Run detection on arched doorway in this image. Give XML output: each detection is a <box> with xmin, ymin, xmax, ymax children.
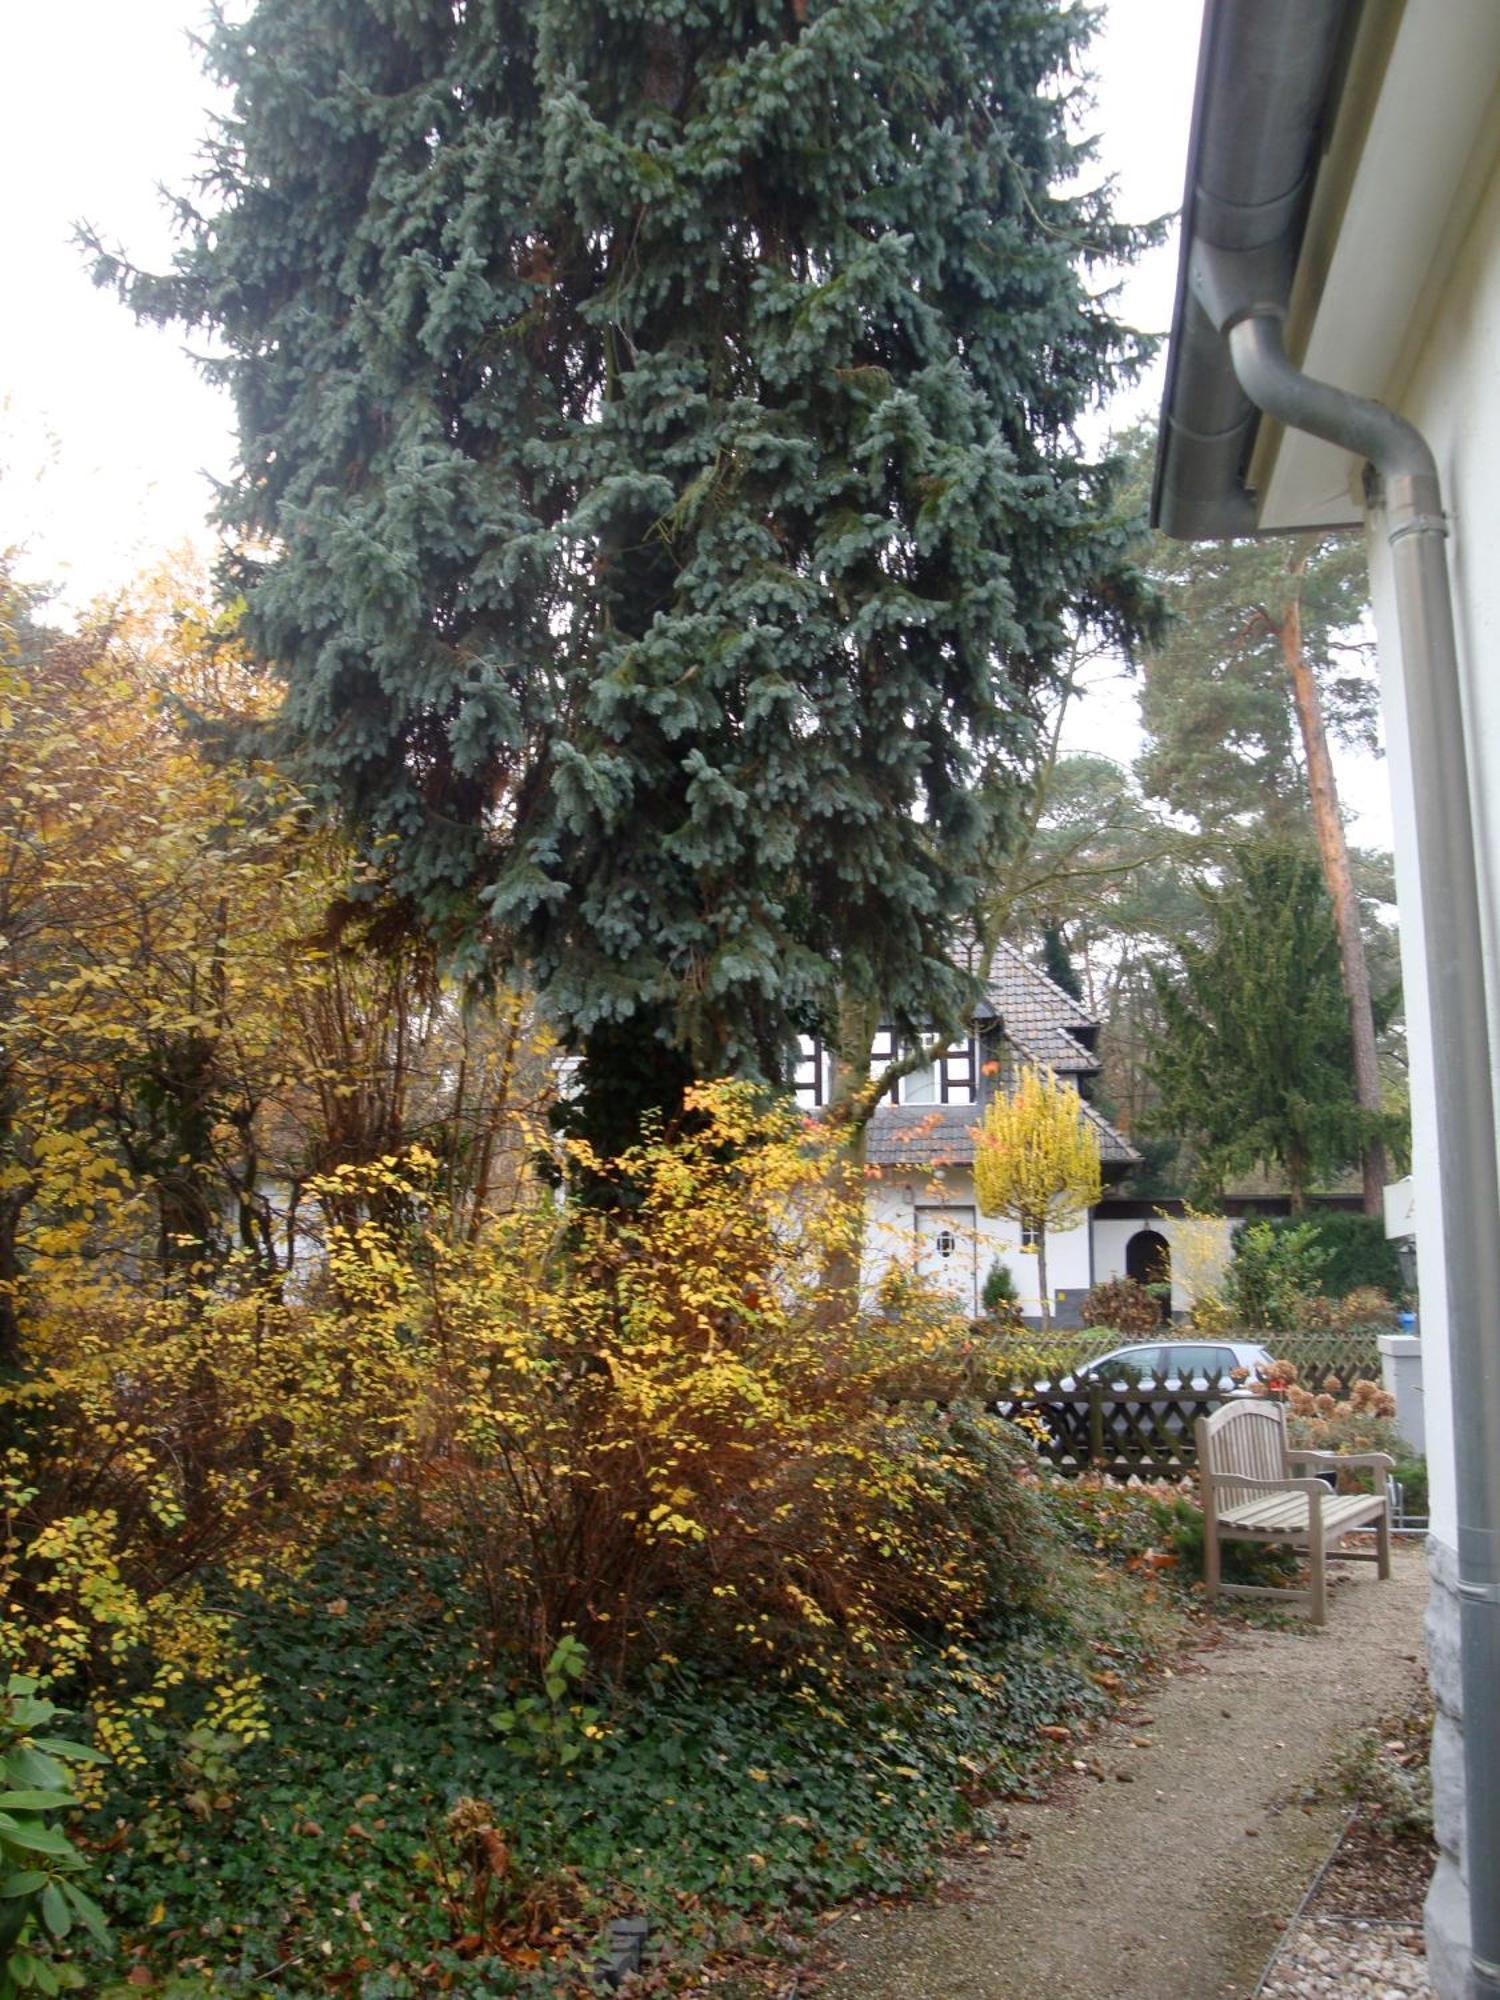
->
<box><xmin>1125</xmin><ymin>1228</ymin><xmax>1171</xmax><ymax>1321</ymax></box>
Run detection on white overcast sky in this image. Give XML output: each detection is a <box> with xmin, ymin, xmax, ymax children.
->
<box><xmin>0</xmin><ymin>0</ymin><xmax>1393</xmax><ymax>843</ymax></box>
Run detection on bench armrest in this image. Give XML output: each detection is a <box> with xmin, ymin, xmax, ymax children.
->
<box><xmin>1287</xmin><ymin>1449</ymin><xmax>1396</xmax><ymax>1475</ymax></box>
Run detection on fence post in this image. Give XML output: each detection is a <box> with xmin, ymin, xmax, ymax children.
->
<box><xmin>1088</xmin><ymin>1379</ymin><xmax>1105</xmax><ymax>1469</ymax></box>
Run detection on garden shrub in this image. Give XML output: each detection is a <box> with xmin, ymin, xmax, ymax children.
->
<box><xmin>405</xmin><ymin>1085</ymin><xmax>1051</xmax><ymax>1675</ymax></box>
<box><xmin>1333</xmin><ymin>1283</ymin><xmax>1400</xmax><ymax>1328</ymax></box>
<box><xmin>0</xmin><ymin>1277</ymin><xmax>379</xmax><ymax>1764</ymax></box>
<box><xmin>1048</xmin><ymin>1480</ymin><xmax>1297</xmax><ymax>1592</ymax></box>
<box><xmin>980</xmin><ymin>1259</ymin><xmax>1023</xmax><ymax>1327</ymax></box>
<box><xmin>5</xmin><ymin>1084</ymin><xmax>1057</xmax><ymax>1770</ymax></box>
<box><xmin>1227</xmin><ymin>1214</ymin><xmax>1402</xmax><ymax>1330</ymax></box>
<box><xmin>7</xmin><ymin>1082</ymin><xmax>1157</xmax><ymax>1995</ymax></box>
<box><xmin>1079</xmin><ymin>1275</ymin><xmax>1161</xmax><ymax>1336</ymax></box>
<box><xmin>1152</xmin><ymin>1495</ymin><xmax>1300</xmax><ymax>1590</ymax></box>
<box><xmin>1169</xmin><ymin>1204</ymin><xmax>1237</xmax><ymax>1332</ymax></box>
<box><xmin>892</xmin><ymin>1406</ymin><xmax>1057</xmax><ymax>1622</ymax></box>
<box><xmin>1281</xmin><ymin>1376</ymin><xmax>1404</xmax><ymax>1475</ymax></box>
<box><xmin>1292</xmin><ymin>1213</ymin><xmax>1405</xmax><ymax>1298</ymax></box>
<box><xmin>1225</xmin><ymin>1219</ymin><xmax>1328</xmax><ymax>1330</ymax></box>
<box><xmin>1392</xmin><ymin>1456</ymin><xmax>1428</xmax><ymax>1519</ymax></box>
<box><xmin>988</xmin><ymin>1330</ymin><xmax>1103</xmax><ymax>1391</ymax></box>
<box><xmin>1289</xmin><ymin>1284</ymin><xmax>1396</xmax><ymax>1345</ymax></box>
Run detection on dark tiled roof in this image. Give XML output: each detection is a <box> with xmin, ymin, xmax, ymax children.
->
<box><xmin>866</xmin><ymin>938</ymin><xmax>1139</xmax><ymax>1171</ymax></box>
<box><xmin>983</xmin><ymin>938</ymin><xmax>1096</xmax><ymax>1073</ymax></box>
<box><xmin>865</xmin><ymin>1098</ymin><xmax>1139</xmax><ymax>1170</ymax></box>
<box><xmin>1079</xmin><ymin>1097</ymin><xmax>1143</xmax><ymax>1169</ymax></box>
<box><xmin>866</xmin><ymin>1105</ymin><xmax>987</xmax><ymax>1167</ymax></box>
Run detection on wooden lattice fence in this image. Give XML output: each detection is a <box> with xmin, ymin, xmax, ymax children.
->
<box><xmin>1258</xmin><ymin>1331</ymin><xmax>1386</xmax><ymax>1395</ymax></box>
<box><xmin>995</xmin><ymin>1376</ymin><xmax>1232</xmax><ymax>1480</ymax></box>
<box><xmin>985</xmin><ymin>1327</ymin><xmax>1396</xmax><ymax>1480</ymax></box>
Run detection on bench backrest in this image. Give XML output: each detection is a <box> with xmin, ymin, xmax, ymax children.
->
<box><xmin>1197</xmin><ymin>1398</ymin><xmax>1290</xmax><ymax>1503</ymax></box>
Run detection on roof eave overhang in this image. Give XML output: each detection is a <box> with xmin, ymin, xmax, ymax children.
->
<box><xmin>1151</xmin><ymin>0</ymin><xmax>1366</xmax><ymax>541</ymax></box>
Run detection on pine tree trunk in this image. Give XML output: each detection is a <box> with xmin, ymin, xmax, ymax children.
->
<box><xmin>1279</xmin><ymin>563</ymin><xmax>1388</xmax><ymax>1216</ymax></box>
<box><xmin>1286</xmin><ymin>1135</ymin><xmax>1309</xmax><ymax>1215</ymax></box>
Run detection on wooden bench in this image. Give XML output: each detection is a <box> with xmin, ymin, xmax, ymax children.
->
<box><xmin>1194</xmin><ymin>1399</ymin><xmax>1393</xmax><ymax>1624</ymax></box>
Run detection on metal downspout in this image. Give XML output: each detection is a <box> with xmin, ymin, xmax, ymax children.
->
<box><xmin>1202</xmin><ymin>298</ymin><xmax>1500</xmax><ymax>2000</ymax></box>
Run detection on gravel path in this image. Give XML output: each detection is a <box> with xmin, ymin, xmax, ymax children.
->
<box><xmin>1258</xmin><ymin>1913</ymin><xmax>1431</xmax><ymax>1997</ymax></box>
<box><xmin>815</xmin><ymin>1543</ymin><xmax>1428</xmax><ymax>2000</ymax></box>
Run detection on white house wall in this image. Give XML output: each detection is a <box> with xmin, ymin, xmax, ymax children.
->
<box><xmin>1300</xmin><ymin>112</ymin><xmax>1500</xmax><ymax>2000</ymax></box>
<box><xmin>1089</xmin><ymin>1215</ymin><xmax>1237</xmax><ymax>1319</ymax></box>
<box><xmin>1363</xmin><ymin>142</ymin><xmax>1500</xmax><ymax>1550</ymax></box>
<box><xmin>863</xmin><ymin>1167</ymin><xmax>1091</xmax><ymax>1321</ymax></box>
<box><xmin>1262</xmin><ymin>0</ymin><xmax>1500</xmax><ymax>533</ymax></box>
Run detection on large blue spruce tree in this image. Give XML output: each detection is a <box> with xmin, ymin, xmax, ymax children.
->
<box><xmin>105</xmin><ymin>0</ymin><xmax>1155</xmax><ymax>1153</ymax></box>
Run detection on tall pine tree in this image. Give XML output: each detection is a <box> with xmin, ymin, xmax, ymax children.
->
<box><xmin>1133</xmin><ymin>466</ymin><xmax>1391</xmax><ymax>1212</ymax></box>
<box><xmin>1148</xmin><ymin>847</ymin><xmax>1362</xmax><ymax>1211</ymax></box>
<box><xmin>101</xmin><ymin>0</ymin><xmax>1155</xmax><ymax>1152</ymax></box>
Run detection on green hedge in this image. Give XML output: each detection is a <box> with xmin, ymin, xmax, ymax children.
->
<box><xmin>1297</xmin><ymin>1212</ymin><xmax>1405</xmax><ymax>1295</ymax></box>
<box><xmin>1229</xmin><ymin>1211</ymin><xmax>1403</xmax><ymax>1315</ymax></box>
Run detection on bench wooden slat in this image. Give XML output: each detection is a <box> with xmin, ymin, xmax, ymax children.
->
<box><xmin>1221</xmin><ymin>1496</ymin><xmax>1310</xmax><ymax>1530</ymax></box>
<box><xmin>1221</xmin><ymin>1493</ymin><xmax>1385</xmax><ymax>1535</ymax></box>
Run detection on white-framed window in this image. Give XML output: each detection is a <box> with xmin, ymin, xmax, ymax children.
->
<box><xmin>794</xmin><ymin>1034</ymin><xmax>831</xmax><ymax>1107</ymax></box>
<box><xmin>869</xmin><ymin>1025</ymin><xmax>899</xmax><ymax>1102</ymax></box>
<box><xmin>902</xmin><ymin>1058</ymin><xmax>938</xmax><ymax>1104</ymax></box>
<box><xmin>875</xmin><ymin>1029</ymin><xmax>975</xmax><ymax>1106</ymax></box>
<box><xmin>937</xmin><ymin>1037</ymin><xmax>975</xmax><ymax>1104</ymax></box>
<box><xmin>840</xmin><ymin>1026</ymin><xmax>979</xmax><ymax>1106</ymax></box>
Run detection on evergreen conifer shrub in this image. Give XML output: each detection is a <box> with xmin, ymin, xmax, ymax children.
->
<box><xmin>100</xmin><ymin>0</ymin><xmax>1158</xmax><ymax>1148</ymax></box>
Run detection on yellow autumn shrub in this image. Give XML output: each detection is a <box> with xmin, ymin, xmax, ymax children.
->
<box><xmin>4</xmin><ymin>1085</ymin><xmax>1047</xmax><ymax>1757</ymax></box>
<box><xmin>389</xmin><ymin>1083</ymin><xmax>1048</xmax><ymax>1677</ymax></box>
<box><xmin>1</xmin><ymin>1249</ymin><xmax>421</xmax><ymax>1764</ymax></box>
<box><xmin>1</xmin><ymin>558</ymin><xmax>556</xmax><ymax>1761</ymax></box>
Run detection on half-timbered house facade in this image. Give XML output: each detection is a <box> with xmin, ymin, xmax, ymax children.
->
<box><xmin>798</xmin><ymin>941</ymin><xmax>1148</xmax><ymax>1324</ymax></box>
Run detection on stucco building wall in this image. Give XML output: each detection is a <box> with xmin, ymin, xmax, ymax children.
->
<box><xmin>1089</xmin><ymin>1214</ymin><xmax>1237</xmax><ymax>1320</ymax></box>
<box><xmin>863</xmin><ymin>1167</ymin><xmax>1092</xmax><ymax>1322</ymax></box>
<box><xmin>1361</xmin><ymin>135</ymin><xmax>1500</xmax><ymax>2000</ymax></box>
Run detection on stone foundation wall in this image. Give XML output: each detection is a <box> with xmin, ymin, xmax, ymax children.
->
<box><xmin>1425</xmin><ymin>1534</ymin><xmax>1474</xmax><ymax>1998</ymax></box>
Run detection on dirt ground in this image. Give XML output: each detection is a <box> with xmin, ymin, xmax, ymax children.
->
<box><xmin>813</xmin><ymin>1543</ymin><xmax>1428</xmax><ymax>2000</ymax></box>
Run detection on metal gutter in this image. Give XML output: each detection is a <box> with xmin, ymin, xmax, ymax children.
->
<box><xmin>1154</xmin><ymin>5</ymin><xmax>1500</xmax><ymax>1993</ymax></box>
<box><xmin>1151</xmin><ymin>0</ymin><xmax>1352</xmax><ymax>540</ymax></box>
